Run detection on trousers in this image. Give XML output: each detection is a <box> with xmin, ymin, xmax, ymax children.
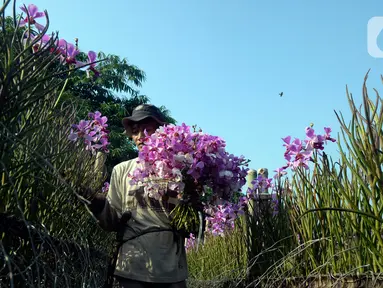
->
<box><xmin>116</xmin><ymin>277</ymin><xmax>187</xmax><ymax>288</ymax></box>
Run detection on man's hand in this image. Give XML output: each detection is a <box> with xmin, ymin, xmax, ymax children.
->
<box><xmin>88</xmin><ymin>193</ymin><xmax>107</xmax><ymax>215</ymax></box>
<box><xmin>77</xmin><ymin>186</ymin><xmax>96</xmax><ymax>200</ymax></box>
<box><xmin>180</xmin><ymin>178</ymin><xmax>204</xmax><ymax>211</ymax></box>
<box><xmin>73</xmin><ymin>185</ymin><xmax>107</xmax><ymax>215</ymax></box>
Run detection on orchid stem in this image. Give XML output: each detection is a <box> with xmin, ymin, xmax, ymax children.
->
<box><xmin>53</xmin><ymin>71</ymin><xmax>71</xmax><ymax>109</ymax></box>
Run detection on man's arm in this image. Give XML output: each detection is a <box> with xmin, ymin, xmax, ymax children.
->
<box><xmin>89</xmin><ymin>195</ymin><xmax>120</xmax><ymax>232</ymax></box>
<box><xmin>85</xmin><ymin>168</ymin><xmax>122</xmax><ymax>232</ymax></box>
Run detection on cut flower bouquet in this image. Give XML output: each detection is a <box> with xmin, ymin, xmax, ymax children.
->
<box><xmin>129</xmin><ymin>123</ymin><xmax>249</xmax><ymax>235</ymax></box>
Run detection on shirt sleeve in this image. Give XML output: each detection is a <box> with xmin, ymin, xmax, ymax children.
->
<box><xmin>93</xmin><ymin>167</ymin><xmax>122</xmax><ymax>232</ymax></box>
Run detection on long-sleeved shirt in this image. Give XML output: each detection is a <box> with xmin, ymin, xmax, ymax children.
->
<box><xmin>94</xmin><ymin>158</ymin><xmax>188</xmax><ymax>283</ymax></box>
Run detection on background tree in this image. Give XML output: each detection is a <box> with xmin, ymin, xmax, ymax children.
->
<box><xmin>60</xmin><ymin>50</ymin><xmax>177</xmax><ymax>175</ymax></box>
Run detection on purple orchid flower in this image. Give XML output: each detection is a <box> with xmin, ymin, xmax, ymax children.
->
<box><xmin>69</xmin><ymin>111</ymin><xmax>110</xmax><ymax>155</ymax></box>
<box><xmin>102</xmin><ymin>182</ymin><xmax>110</xmax><ymax>193</ymax></box>
<box><xmin>273</xmin><ymin>167</ymin><xmax>287</xmax><ymax>179</ymax></box>
<box><xmin>62</xmin><ymin>42</ymin><xmax>80</xmax><ymax>66</ymax></box>
<box><xmin>56</xmin><ymin>39</ymin><xmax>82</xmax><ymax>66</ymax></box>
<box><xmin>89</xmin><ymin>111</ymin><xmax>108</xmax><ymax>128</ymax></box>
<box><xmin>185</xmin><ymin>234</ymin><xmax>196</xmax><ymax>251</ymax></box>
<box><xmin>23</xmin><ymin>33</ymin><xmax>51</xmax><ymax>52</ymax></box>
<box><xmin>20</xmin><ymin>4</ymin><xmax>45</xmax><ymax>31</ymax></box>
<box><xmin>56</xmin><ymin>39</ymin><xmax>68</xmax><ymax>54</ymax></box>
<box><xmin>68</xmin><ymin>120</ymin><xmax>90</xmax><ymax>141</ymax></box>
<box><xmin>305</xmin><ymin>127</ymin><xmax>325</xmax><ymax>150</ymax></box>
<box><xmin>324</xmin><ymin>127</ymin><xmax>336</xmax><ymax>143</ymax></box>
<box><xmin>75</xmin><ymin>51</ymin><xmax>101</xmax><ymax>77</ymax></box>
<box><xmin>86</xmin><ymin>51</ymin><xmax>100</xmax><ymax>77</ymax></box>
<box><xmin>271</xmin><ymin>193</ymin><xmax>279</xmax><ymax>216</ymax></box>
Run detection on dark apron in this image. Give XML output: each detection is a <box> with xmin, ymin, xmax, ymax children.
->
<box><xmin>103</xmin><ymin>211</ymin><xmax>181</xmax><ymax>288</ymax></box>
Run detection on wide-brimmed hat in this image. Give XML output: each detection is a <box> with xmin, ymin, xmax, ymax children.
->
<box><xmin>122</xmin><ymin>104</ymin><xmax>167</xmax><ymax>137</ymax></box>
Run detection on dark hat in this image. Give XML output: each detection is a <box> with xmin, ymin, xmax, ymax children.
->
<box><xmin>122</xmin><ymin>104</ymin><xmax>167</xmax><ymax>137</ymax></box>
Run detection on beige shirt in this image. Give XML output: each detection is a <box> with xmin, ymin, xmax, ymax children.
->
<box><xmin>96</xmin><ymin>158</ymin><xmax>188</xmax><ymax>283</ymax></box>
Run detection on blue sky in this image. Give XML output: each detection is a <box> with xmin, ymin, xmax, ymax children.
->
<box><xmin>14</xmin><ymin>0</ymin><xmax>383</xmax><ymax>176</ymax></box>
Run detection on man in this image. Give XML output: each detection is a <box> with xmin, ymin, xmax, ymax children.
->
<box><xmin>88</xmin><ymin>104</ymin><xmax>188</xmax><ymax>288</ymax></box>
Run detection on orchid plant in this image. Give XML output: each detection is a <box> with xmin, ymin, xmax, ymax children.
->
<box><xmin>186</xmin><ymin>125</ymin><xmax>337</xmax><ymax>250</ymax></box>
<box><xmin>277</xmin><ymin>126</ymin><xmax>337</xmax><ymax>172</ymax></box>
<box><xmin>17</xmin><ymin>4</ymin><xmax>110</xmax><ymax>153</ymax></box>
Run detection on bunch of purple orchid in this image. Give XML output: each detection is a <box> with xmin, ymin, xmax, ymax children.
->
<box><xmin>68</xmin><ymin>111</ymin><xmax>110</xmax><ymax>154</ymax></box>
<box><xmin>130</xmin><ymin>123</ymin><xmax>249</xmax><ymax>200</ymax></box>
<box><xmin>19</xmin><ymin>4</ymin><xmax>99</xmax><ymax>77</ymax></box>
<box><xmin>129</xmin><ymin>123</ymin><xmax>249</xmax><ymax>234</ymax></box>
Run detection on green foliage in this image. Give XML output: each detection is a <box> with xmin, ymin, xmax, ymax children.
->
<box><xmin>66</xmin><ymin>51</ymin><xmax>146</xmax><ymax>105</ymax></box>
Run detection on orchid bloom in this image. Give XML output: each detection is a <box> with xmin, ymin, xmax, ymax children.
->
<box><xmin>56</xmin><ymin>39</ymin><xmax>81</xmax><ymax>66</ymax></box>
<box><xmin>86</xmin><ymin>51</ymin><xmax>100</xmax><ymax>77</ymax></box>
<box><xmin>20</xmin><ymin>4</ymin><xmax>45</xmax><ymax>31</ymax></box>
<box><xmin>102</xmin><ymin>182</ymin><xmax>110</xmax><ymax>193</ymax></box>
<box><xmin>88</xmin><ymin>111</ymin><xmax>108</xmax><ymax>127</ymax></box>
<box><xmin>74</xmin><ymin>50</ymin><xmax>100</xmax><ymax>78</ymax></box>
<box><xmin>281</xmin><ymin>126</ymin><xmax>337</xmax><ymax>171</ymax></box>
<box><xmin>273</xmin><ymin>167</ymin><xmax>287</xmax><ymax>179</ymax></box>
<box><xmin>323</xmin><ymin>127</ymin><xmax>336</xmax><ymax>143</ymax></box>
<box><xmin>128</xmin><ymin>123</ymin><xmax>249</xmax><ymax>203</ymax></box>
<box><xmin>68</xmin><ymin>120</ymin><xmax>92</xmax><ymax>142</ymax></box>
<box><xmin>185</xmin><ymin>234</ymin><xmax>196</xmax><ymax>251</ymax></box>
<box><xmin>63</xmin><ymin>42</ymin><xmax>80</xmax><ymax>65</ymax></box>
<box><xmin>305</xmin><ymin>127</ymin><xmax>325</xmax><ymax>150</ymax></box>
<box><xmin>23</xmin><ymin>33</ymin><xmax>51</xmax><ymax>52</ymax></box>
<box><xmin>56</xmin><ymin>39</ymin><xmax>68</xmax><ymax>55</ymax></box>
